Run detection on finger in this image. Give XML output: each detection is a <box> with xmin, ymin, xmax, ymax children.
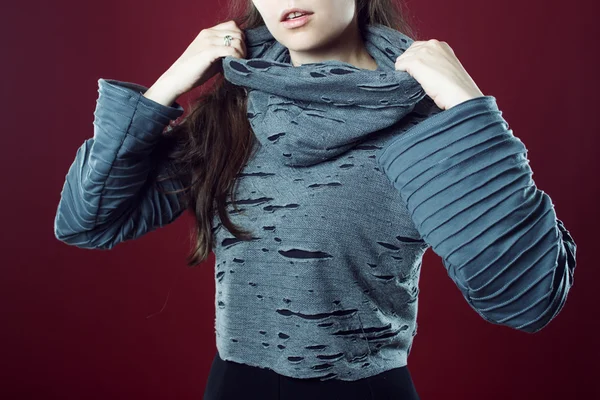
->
<box><xmin>209</xmin><ymin>40</ymin><xmax>244</xmax><ymax>59</ymax></box>
<box><xmin>211</xmin><ymin>29</ymin><xmax>244</xmax><ymax>43</ymax></box>
<box><xmin>212</xmin><ymin>24</ymin><xmax>246</xmax><ymax>42</ymax></box>
<box><xmin>394</xmin><ymin>55</ymin><xmax>413</xmax><ymax>73</ymax></box>
<box><xmin>215</xmin><ymin>30</ymin><xmax>247</xmax><ymax>55</ymax></box>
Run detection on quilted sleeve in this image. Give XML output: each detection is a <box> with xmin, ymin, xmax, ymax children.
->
<box><xmin>376</xmin><ymin>95</ymin><xmax>577</xmax><ymax>333</ymax></box>
<box><xmin>53</xmin><ymin>78</ymin><xmax>188</xmax><ymax>250</ymax></box>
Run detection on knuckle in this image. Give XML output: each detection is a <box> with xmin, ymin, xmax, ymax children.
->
<box><xmin>429</xmin><ymin>39</ymin><xmax>445</xmax><ymax>48</ymax></box>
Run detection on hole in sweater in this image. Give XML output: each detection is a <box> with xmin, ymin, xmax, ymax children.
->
<box><xmin>229</xmin><ymin>60</ymin><xmax>251</xmax><ymax>74</ymax></box>
<box><xmin>357</xmin><ymin>82</ymin><xmax>401</xmax><ymax>91</ymax></box>
<box><xmin>276</xmin><ymin>308</ymin><xmax>358</xmax><ymax>319</ymax></box>
<box><xmin>311</xmin><ymin>363</ymin><xmax>335</xmax><ymax>371</ymax></box>
<box><xmin>378</xmin><ymin>241</ymin><xmax>400</xmax><ymax>251</ymax></box>
<box><xmin>305</xmin><ymin>344</ymin><xmax>327</xmax><ymax>350</ymax></box>
<box><xmin>278</xmin><ymin>249</ymin><xmax>334</xmax><ymax>259</ymax></box>
<box><xmin>329</xmin><ymin>68</ymin><xmax>355</xmax><ymax>75</ymax></box>
<box><xmin>247</xmin><ymin>60</ymin><xmax>275</xmax><ymax>69</ymax></box>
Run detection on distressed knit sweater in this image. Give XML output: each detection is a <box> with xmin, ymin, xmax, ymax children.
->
<box><xmin>54</xmin><ymin>27</ymin><xmax>577</xmax><ymax>382</ymax></box>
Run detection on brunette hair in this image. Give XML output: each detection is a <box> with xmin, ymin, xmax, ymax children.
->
<box><xmin>153</xmin><ymin>0</ymin><xmax>417</xmax><ymax>267</ymax></box>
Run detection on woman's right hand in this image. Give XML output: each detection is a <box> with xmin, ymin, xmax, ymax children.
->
<box><xmin>159</xmin><ymin>20</ymin><xmax>247</xmax><ymax>97</ymax></box>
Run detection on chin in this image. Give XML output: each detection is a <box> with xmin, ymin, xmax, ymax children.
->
<box><xmin>278</xmin><ymin>32</ymin><xmax>328</xmax><ymax>52</ymax></box>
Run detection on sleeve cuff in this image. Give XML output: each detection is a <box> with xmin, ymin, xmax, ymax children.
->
<box><xmin>98</xmin><ymin>78</ymin><xmax>185</xmax><ymax>121</ymax></box>
<box><xmin>96</xmin><ymin>78</ymin><xmax>185</xmax><ymax>143</ymax></box>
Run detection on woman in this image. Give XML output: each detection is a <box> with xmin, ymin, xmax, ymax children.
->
<box><xmin>54</xmin><ymin>0</ymin><xmax>577</xmax><ymax>399</ymax></box>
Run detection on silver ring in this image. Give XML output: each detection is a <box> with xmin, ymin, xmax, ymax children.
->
<box><xmin>224</xmin><ymin>35</ymin><xmax>233</xmax><ymax>47</ymax></box>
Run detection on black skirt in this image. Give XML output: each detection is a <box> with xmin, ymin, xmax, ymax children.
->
<box><xmin>203</xmin><ymin>352</ymin><xmax>421</xmax><ymax>400</ymax></box>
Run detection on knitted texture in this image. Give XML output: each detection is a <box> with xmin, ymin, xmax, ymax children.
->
<box><xmin>222</xmin><ymin>23</ymin><xmax>428</xmax><ymax>167</ymax></box>
<box><xmin>54</xmin><ymin>23</ymin><xmax>577</xmax><ymax>382</ymax></box>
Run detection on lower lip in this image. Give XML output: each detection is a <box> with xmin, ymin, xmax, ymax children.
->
<box><xmin>281</xmin><ymin>14</ymin><xmax>313</xmax><ymax>29</ymax></box>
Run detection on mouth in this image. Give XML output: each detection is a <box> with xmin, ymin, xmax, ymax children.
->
<box><xmin>280</xmin><ymin>12</ymin><xmax>314</xmax><ymax>29</ymax></box>
<box><xmin>280</xmin><ymin>8</ymin><xmax>314</xmax><ymax>22</ymax></box>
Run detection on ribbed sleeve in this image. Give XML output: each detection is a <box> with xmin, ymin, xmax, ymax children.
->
<box><xmin>53</xmin><ymin>78</ymin><xmax>187</xmax><ymax>249</ymax></box>
<box><xmin>376</xmin><ymin>95</ymin><xmax>577</xmax><ymax>333</ymax></box>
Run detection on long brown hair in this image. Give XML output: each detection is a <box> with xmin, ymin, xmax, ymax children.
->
<box><xmin>153</xmin><ymin>0</ymin><xmax>417</xmax><ymax>267</ymax></box>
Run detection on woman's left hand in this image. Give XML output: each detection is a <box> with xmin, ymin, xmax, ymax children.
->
<box><xmin>395</xmin><ymin>39</ymin><xmax>485</xmax><ymax>111</ymax></box>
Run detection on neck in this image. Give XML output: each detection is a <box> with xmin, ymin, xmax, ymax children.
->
<box><xmin>288</xmin><ymin>23</ymin><xmax>379</xmax><ymax>71</ymax></box>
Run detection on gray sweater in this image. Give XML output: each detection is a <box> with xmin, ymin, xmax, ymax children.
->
<box><xmin>54</xmin><ymin>78</ymin><xmax>577</xmax><ymax>381</ymax></box>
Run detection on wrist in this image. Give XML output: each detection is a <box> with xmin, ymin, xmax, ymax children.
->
<box><xmin>143</xmin><ymin>77</ymin><xmax>180</xmax><ymax>108</ymax></box>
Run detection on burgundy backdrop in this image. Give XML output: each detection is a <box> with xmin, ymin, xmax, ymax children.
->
<box><xmin>2</xmin><ymin>0</ymin><xmax>597</xmax><ymax>398</ymax></box>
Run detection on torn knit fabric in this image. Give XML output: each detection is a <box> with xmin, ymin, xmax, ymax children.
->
<box><xmin>54</xmin><ymin>23</ymin><xmax>577</xmax><ymax>382</ymax></box>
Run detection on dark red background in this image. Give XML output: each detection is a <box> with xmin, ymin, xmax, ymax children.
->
<box><xmin>2</xmin><ymin>0</ymin><xmax>597</xmax><ymax>398</ymax></box>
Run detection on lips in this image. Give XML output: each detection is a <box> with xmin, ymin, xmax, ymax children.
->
<box><xmin>280</xmin><ymin>9</ymin><xmax>313</xmax><ymax>22</ymax></box>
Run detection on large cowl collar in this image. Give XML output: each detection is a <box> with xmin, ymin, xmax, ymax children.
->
<box><xmin>222</xmin><ymin>23</ymin><xmax>430</xmax><ymax>167</ymax></box>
